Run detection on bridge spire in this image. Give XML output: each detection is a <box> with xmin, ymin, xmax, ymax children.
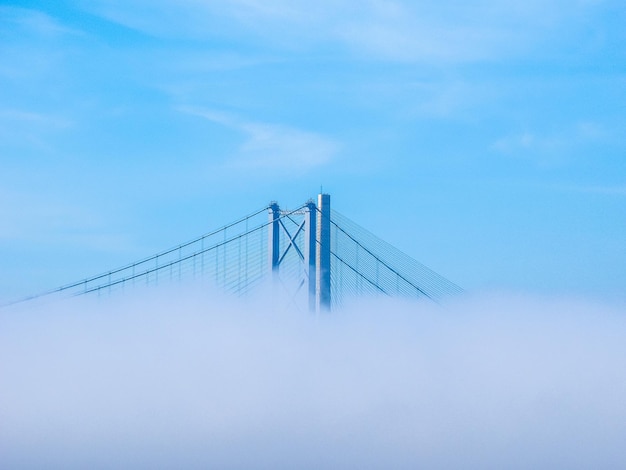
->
<box><xmin>316</xmin><ymin>193</ymin><xmax>331</xmax><ymax>312</ymax></box>
<box><xmin>268</xmin><ymin>201</ymin><xmax>280</xmax><ymax>276</ymax></box>
<box><xmin>304</xmin><ymin>200</ymin><xmax>317</xmax><ymax>312</ymax></box>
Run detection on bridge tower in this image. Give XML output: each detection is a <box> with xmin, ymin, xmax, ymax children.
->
<box><xmin>268</xmin><ymin>193</ymin><xmax>331</xmax><ymax>312</ymax></box>
<box><xmin>316</xmin><ymin>193</ymin><xmax>331</xmax><ymax>311</ymax></box>
<box><xmin>304</xmin><ymin>200</ymin><xmax>317</xmax><ymax>312</ymax></box>
<box><xmin>268</xmin><ymin>201</ymin><xmax>281</xmax><ymax>275</ymax></box>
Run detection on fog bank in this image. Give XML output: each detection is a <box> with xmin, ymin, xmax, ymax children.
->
<box><xmin>1</xmin><ymin>288</ymin><xmax>625</xmax><ymax>469</ymax></box>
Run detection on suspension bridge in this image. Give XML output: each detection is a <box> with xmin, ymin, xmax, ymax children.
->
<box><xmin>6</xmin><ymin>194</ymin><xmax>462</xmax><ymax>311</ymax></box>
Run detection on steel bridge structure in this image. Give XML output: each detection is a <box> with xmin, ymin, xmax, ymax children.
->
<box><xmin>8</xmin><ymin>194</ymin><xmax>462</xmax><ymax>311</ymax></box>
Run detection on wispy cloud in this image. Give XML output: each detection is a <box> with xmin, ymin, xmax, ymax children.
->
<box><xmin>180</xmin><ymin>107</ymin><xmax>339</xmax><ymax>173</ymax></box>
<box><xmin>0</xmin><ymin>7</ymin><xmax>82</xmax><ymax>82</ymax></box>
<box><xmin>492</xmin><ymin>131</ymin><xmax>559</xmax><ymax>153</ymax></box>
<box><xmin>555</xmin><ymin>184</ymin><xmax>626</xmax><ymax>196</ymax></box>
<box><xmin>83</xmin><ymin>0</ymin><xmax>595</xmax><ymax>64</ymax></box>
<box><xmin>333</xmin><ymin>1</ymin><xmax>514</xmax><ymax>63</ymax></box>
<box><xmin>0</xmin><ymin>109</ymin><xmax>73</xmax><ymax>129</ymax></box>
<box><xmin>491</xmin><ymin>121</ymin><xmax>611</xmax><ymax>164</ymax></box>
<box><xmin>0</xmin><ymin>108</ymin><xmax>74</xmax><ymax>153</ymax></box>
<box><xmin>0</xmin><ymin>187</ymin><xmax>133</xmax><ymax>253</ymax></box>
<box><xmin>0</xmin><ymin>6</ymin><xmax>82</xmax><ymax>37</ymax></box>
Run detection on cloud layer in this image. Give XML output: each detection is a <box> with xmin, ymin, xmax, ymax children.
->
<box><xmin>1</xmin><ymin>288</ymin><xmax>625</xmax><ymax>468</ymax></box>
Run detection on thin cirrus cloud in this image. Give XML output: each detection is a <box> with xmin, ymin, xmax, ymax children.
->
<box><xmin>555</xmin><ymin>184</ymin><xmax>626</xmax><ymax>197</ymax></box>
<box><xmin>0</xmin><ymin>5</ymin><xmax>83</xmax><ymax>38</ymax></box>
<box><xmin>83</xmin><ymin>0</ymin><xmax>583</xmax><ymax>63</ymax></box>
<box><xmin>491</xmin><ymin>121</ymin><xmax>611</xmax><ymax>163</ymax></box>
<box><xmin>0</xmin><ymin>109</ymin><xmax>74</xmax><ymax>156</ymax></box>
<box><xmin>180</xmin><ymin>106</ymin><xmax>339</xmax><ymax>173</ymax></box>
<box><xmin>0</xmin><ymin>109</ymin><xmax>73</xmax><ymax>129</ymax></box>
<box><xmin>0</xmin><ymin>7</ymin><xmax>80</xmax><ymax>82</ymax></box>
<box><xmin>0</xmin><ymin>187</ymin><xmax>124</xmax><ymax>248</ymax></box>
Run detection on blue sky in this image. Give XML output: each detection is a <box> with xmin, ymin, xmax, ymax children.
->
<box><xmin>1</xmin><ymin>0</ymin><xmax>624</xmax><ymax>302</ymax></box>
